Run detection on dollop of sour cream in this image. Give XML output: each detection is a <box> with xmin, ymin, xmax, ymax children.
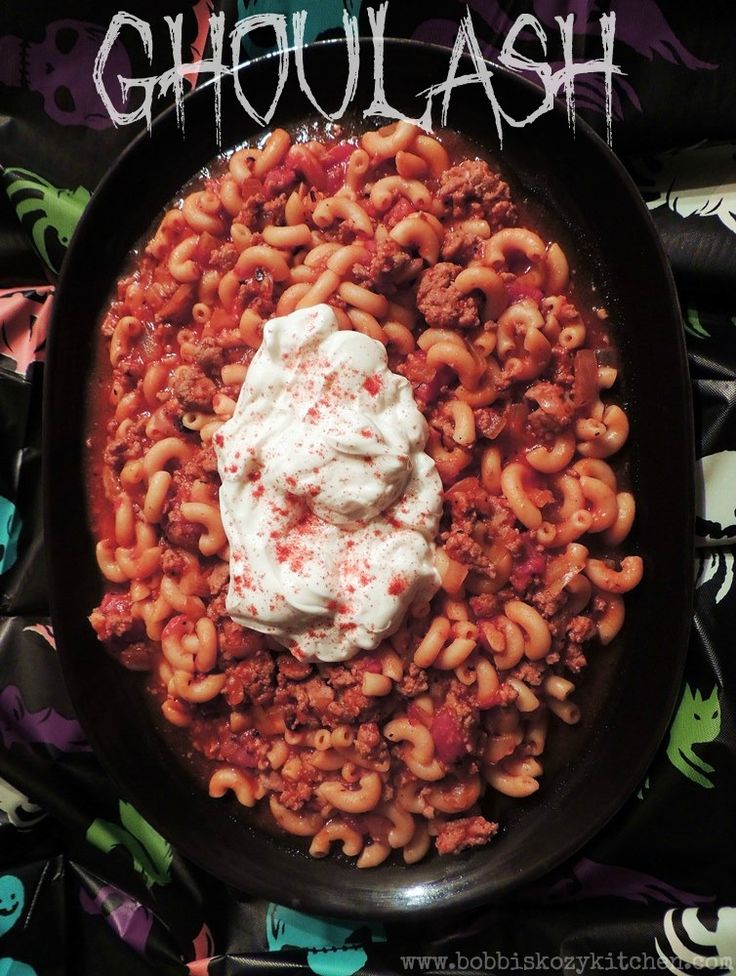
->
<box><xmin>214</xmin><ymin>304</ymin><xmax>443</xmax><ymax>663</ymax></box>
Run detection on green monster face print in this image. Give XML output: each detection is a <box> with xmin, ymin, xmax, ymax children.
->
<box><xmin>266</xmin><ymin>904</ymin><xmax>386</xmax><ymax>976</ymax></box>
<box><xmin>3</xmin><ymin>168</ymin><xmax>90</xmax><ymax>273</ymax></box>
<box><xmin>666</xmin><ymin>684</ymin><xmax>721</xmax><ymax>789</ymax></box>
<box><xmin>0</xmin><ymin>877</ymin><xmax>23</xmax><ymax>938</ymax></box>
<box><xmin>86</xmin><ymin>801</ymin><xmax>173</xmax><ymax>888</ymax></box>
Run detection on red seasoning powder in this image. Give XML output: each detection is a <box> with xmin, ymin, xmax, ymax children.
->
<box><xmin>213</xmin><ymin>304</ymin><xmax>443</xmax><ymax>663</ymax></box>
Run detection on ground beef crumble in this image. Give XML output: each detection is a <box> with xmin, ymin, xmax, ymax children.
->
<box><xmin>222</xmin><ymin>651</ymin><xmax>275</xmax><ymax>707</ymax></box>
<box><xmin>436</xmin><ymin>159</ymin><xmax>517</xmax><ymax>229</ymax></box>
<box><xmin>435</xmin><ymin>815</ymin><xmax>499</xmax><ymax>855</ymax></box>
<box><xmin>172</xmin><ymin>364</ymin><xmax>216</xmax><ymax>411</ymax></box>
<box><xmin>416</xmin><ymin>262</ymin><xmax>481</xmax><ymax>330</ymax></box>
<box><xmin>352</xmin><ymin>238</ymin><xmax>421</xmax><ymax>295</ymax></box>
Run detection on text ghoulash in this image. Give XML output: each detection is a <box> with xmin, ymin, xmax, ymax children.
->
<box><xmin>93</xmin><ymin>5</ymin><xmax>620</xmax><ymax>145</ymax></box>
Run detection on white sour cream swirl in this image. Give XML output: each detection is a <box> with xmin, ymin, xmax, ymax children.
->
<box><xmin>214</xmin><ymin>304</ymin><xmax>443</xmax><ymax>663</ymax></box>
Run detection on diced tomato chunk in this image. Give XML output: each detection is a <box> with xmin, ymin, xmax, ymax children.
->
<box><xmin>384</xmin><ymin>196</ymin><xmax>414</xmax><ymax>228</ymax></box>
<box><xmin>506</xmin><ymin>281</ymin><xmax>544</xmax><ymax>305</ymax></box>
<box><xmin>321</xmin><ymin>141</ymin><xmax>356</xmax><ymax>194</ymax></box>
<box><xmin>431</xmin><ymin>707</ymin><xmax>465</xmax><ymax>765</ymax></box>
<box><xmin>510</xmin><ymin>541</ymin><xmax>548</xmax><ymax>593</ymax></box>
<box><xmin>263</xmin><ymin>165</ymin><xmax>296</xmax><ymax>197</ymax></box>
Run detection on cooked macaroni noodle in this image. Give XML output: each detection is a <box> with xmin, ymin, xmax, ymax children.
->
<box><xmin>87</xmin><ymin>121</ymin><xmax>642</xmax><ymax>867</ymax></box>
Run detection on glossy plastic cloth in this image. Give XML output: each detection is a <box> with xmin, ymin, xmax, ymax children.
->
<box><xmin>1</xmin><ymin>3</ymin><xmax>735</xmax><ymax>974</ymax></box>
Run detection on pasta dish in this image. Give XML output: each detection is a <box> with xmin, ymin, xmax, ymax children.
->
<box><xmin>86</xmin><ymin>120</ymin><xmax>642</xmax><ymax>868</ymax></box>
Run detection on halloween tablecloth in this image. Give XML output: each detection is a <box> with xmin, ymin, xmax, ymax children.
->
<box><xmin>1</xmin><ymin>3</ymin><xmax>735</xmax><ymax>974</ymax></box>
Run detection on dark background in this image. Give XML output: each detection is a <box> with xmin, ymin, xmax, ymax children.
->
<box><xmin>1</xmin><ymin>3</ymin><xmax>735</xmax><ymax>974</ymax></box>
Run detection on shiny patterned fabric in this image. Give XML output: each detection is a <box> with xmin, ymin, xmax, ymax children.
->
<box><xmin>1</xmin><ymin>3</ymin><xmax>735</xmax><ymax>973</ymax></box>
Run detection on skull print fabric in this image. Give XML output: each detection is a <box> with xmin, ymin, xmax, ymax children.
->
<box><xmin>1</xmin><ymin>2</ymin><xmax>736</xmax><ymax>975</ymax></box>
<box><xmin>0</xmin><ymin>20</ymin><xmax>132</xmax><ymax>128</ymax></box>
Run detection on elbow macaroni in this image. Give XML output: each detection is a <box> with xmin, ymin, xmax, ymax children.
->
<box><xmin>88</xmin><ymin>121</ymin><xmax>642</xmax><ymax>870</ymax></box>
